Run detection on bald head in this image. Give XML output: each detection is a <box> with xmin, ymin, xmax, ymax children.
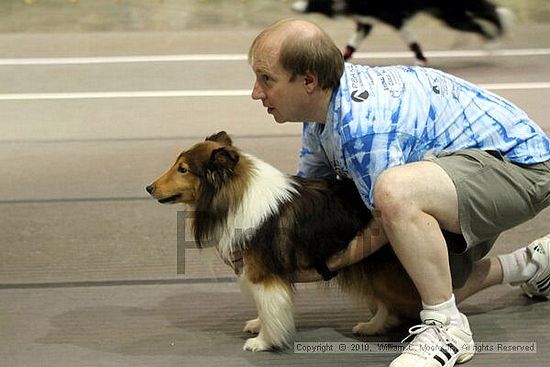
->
<box><xmin>249</xmin><ymin>19</ymin><xmax>320</xmax><ymax>56</ymax></box>
<box><xmin>249</xmin><ymin>18</ymin><xmax>344</xmax><ymax>91</ymax></box>
<box><xmin>267</xmin><ymin>18</ymin><xmax>322</xmax><ymax>45</ymax></box>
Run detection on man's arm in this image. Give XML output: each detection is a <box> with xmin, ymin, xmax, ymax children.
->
<box><xmin>296</xmin><ymin>123</ymin><xmax>334</xmax><ymax>179</ymax></box>
<box><xmin>293</xmin><ymin>213</ymin><xmax>388</xmax><ymax>282</ymax></box>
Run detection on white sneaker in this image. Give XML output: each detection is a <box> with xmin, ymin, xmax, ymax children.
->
<box><xmin>521</xmin><ymin>234</ymin><xmax>550</xmax><ymax>299</ymax></box>
<box><xmin>389</xmin><ymin>310</ymin><xmax>474</xmax><ymax>367</ymax></box>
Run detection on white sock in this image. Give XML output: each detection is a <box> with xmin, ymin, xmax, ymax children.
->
<box><xmin>497</xmin><ymin>247</ymin><xmax>538</xmax><ymax>285</ymax></box>
<box><xmin>423</xmin><ymin>294</ymin><xmax>465</xmax><ymax>329</ymax></box>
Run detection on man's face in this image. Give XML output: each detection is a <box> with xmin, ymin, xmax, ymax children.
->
<box><xmin>250</xmin><ymin>45</ymin><xmax>309</xmax><ymax>123</ymax></box>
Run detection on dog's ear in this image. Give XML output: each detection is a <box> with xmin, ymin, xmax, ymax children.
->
<box><xmin>210</xmin><ymin>146</ymin><xmax>239</xmax><ymax>168</ymax></box>
<box><xmin>205</xmin><ymin>146</ymin><xmax>240</xmax><ymax>188</ymax></box>
<box><xmin>205</xmin><ymin>131</ymin><xmax>232</xmax><ymax>146</ymax></box>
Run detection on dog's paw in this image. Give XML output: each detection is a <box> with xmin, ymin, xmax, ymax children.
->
<box><xmin>243</xmin><ymin>336</ymin><xmax>271</xmax><ymax>352</ymax></box>
<box><xmin>352</xmin><ymin>322</ymin><xmax>385</xmax><ymax>336</ymax></box>
<box><xmin>243</xmin><ymin>317</ymin><xmax>261</xmax><ymax>334</ymax></box>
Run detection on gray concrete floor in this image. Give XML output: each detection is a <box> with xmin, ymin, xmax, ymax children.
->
<box><xmin>1</xmin><ymin>1</ymin><xmax>549</xmax><ymax>366</ymax></box>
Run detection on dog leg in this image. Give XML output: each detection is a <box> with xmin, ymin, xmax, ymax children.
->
<box><xmin>398</xmin><ymin>21</ymin><xmax>427</xmax><ymax>64</ymax></box>
<box><xmin>438</xmin><ymin>10</ymin><xmax>498</xmax><ymax>40</ymax></box>
<box><xmin>238</xmin><ymin>276</ymin><xmax>262</xmax><ymax>334</ymax></box>
<box><xmin>241</xmin><ymin>277</ymin><xmax>295</xmax><ymax>352</ymax></box>
<box><xmin>352</xmin><ymin>300</ymin><xmax>400</xmax><ymax>335</ymax></box>
<box><xmin>344</xmin><ymin>22</ymin><xmax>372</xmax><ymax>60</ymax></box>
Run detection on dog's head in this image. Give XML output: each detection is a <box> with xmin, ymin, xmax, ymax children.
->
<box><xmin>146</xmin><ymin>131</ymin><xmax>240</xmax><ymax>206</ymax></box>
<box><xmin>291</xmin><ymin>0</ymin><xmax>347</xmax><ymax>17</ymax></box>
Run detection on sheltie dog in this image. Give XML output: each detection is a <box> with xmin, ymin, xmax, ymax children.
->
<box><xmin>292</xmin><ymin>0</ymin><xmax>514</xmax><ymax>63</ymax></box>
<box><xmin>146</xmin><ymin>131</ymin><xmax>420</xmax><ymax>351</ymax></box>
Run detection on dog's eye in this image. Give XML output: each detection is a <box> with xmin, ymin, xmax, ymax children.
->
<box><xmin>177</xmin><ymin>166</ymin><xmax>188</xmax><ymax>174</ymax></box>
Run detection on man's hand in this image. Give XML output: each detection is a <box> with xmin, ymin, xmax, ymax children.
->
<box><xmin>328</xmin><ymin>215</ymin><xmax>388</xmax><ymax>270</ymax></box>
<box><xmin>292</xmin><ymin>268</ymin><xmax>324</xmax><ymax>283</ymax></box>
<box><xmin>220</xmin><ymin>216</ymin><xmax>388</xmax><ymax>281</ymax></box>
<box><xmin>221</xmin><ymin>250</ymin><xmax>244</xmax><ymax>275</ymax></box>
<box><xmin>292</xmin><ymin>217</ymin><xmax>388</xmax><ymax>283</ymax></box>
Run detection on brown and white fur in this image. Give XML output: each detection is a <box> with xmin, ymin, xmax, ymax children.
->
<box><xmin>146</xmin><ymin>131</ymin><xmax>421</xmax><ymax>351</ymax></box>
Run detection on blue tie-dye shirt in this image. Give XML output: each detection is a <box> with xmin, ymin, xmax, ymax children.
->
<box><xmin>297</xmin><ymin>64</ymin><xmax>550</xmax><ymax>209</ymax></box>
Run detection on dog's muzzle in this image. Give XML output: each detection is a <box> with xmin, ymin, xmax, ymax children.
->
<box><xmin>145</xmin><ymin>185</ymin><xmax>181</xmax><ymax>204</ymax></box>
<box><xmin>157</xmin><ymin>194</ymin><xmax>182</xmax><ymax>204</ymax></box>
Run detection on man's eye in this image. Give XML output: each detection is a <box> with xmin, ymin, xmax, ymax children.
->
<box><xmin>177</xmin><ymin>166</ymin><xmax>188</xmax><ymax>174</ymax></box>
<box><xmin>262</xmin><ymin>74</ymin><xmax>270</xmax><ymax>82</ymax></box>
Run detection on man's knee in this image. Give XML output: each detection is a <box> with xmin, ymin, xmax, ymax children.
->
<box><xmin>373</xmin><ymin>162</ymin><xmax>461</xmax><ymax>233</ymax></box>
<box><xmin>373</xmin><ymin>167</ymin><xmax>417</xmax><ymax>220</ymax></box>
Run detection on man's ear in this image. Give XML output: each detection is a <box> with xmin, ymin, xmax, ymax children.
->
<box><xmin>303</xmin><ymin>70</ymin><xmax>319</xmax><ymax>94</ymax></box>
<box><xmin>205</xmin><ymin>131</ymin><xmax>233</xmax><ymax>146</ymax></box>
<box><xmin>205</xmin><ymin>147</ymin><xmax>240</xmax><ymax>188</ymax></box>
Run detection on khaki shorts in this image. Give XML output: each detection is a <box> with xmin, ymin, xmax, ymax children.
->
<box><xmin>424</xmin><ymin>149</ymin><xmax>550</xmax><ymax>288</ymax></box>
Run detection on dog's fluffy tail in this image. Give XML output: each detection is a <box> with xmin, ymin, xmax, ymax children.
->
<box><xmin>291</xmin><ymin>0</ymin><xmax>308</xmax><ymax>13</ymax></box>
<box><xmin>496</xmin><ymin>7</ymin><xmax>515</xmax><ymax>37</ymax></box>
<box><xmin>336</xmin><ymin>249</ymin><xmax>422</xmax><ymax>322</ymax></box>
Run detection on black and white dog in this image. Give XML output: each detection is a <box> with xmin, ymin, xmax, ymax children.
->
<box><xmin>292</xmin><ymin>0</ymin><xmax>514</xmax><ymax>63</ymax></box>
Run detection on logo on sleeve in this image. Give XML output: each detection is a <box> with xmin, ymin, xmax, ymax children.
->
<box><xmin>351</xmin><ymin>90</ymin><xmax>369</xmax><ymax>102</ymax></box>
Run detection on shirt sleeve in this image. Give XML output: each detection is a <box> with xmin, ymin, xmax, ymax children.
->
<box><xmin>296</xmin><ymin>123</ymin><xmax>335</xmax><ymax>179</ymax></box>
<box><xmin>342</xmin><ymin>132</ymin><xmax>416</xmax><ymax>209</ymax></box>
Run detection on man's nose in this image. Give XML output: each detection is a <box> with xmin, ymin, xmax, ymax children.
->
<box><xmin>251</xmin><ymin>81</ymin><xmax>265</xmax><ymax>100</ymax></box>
